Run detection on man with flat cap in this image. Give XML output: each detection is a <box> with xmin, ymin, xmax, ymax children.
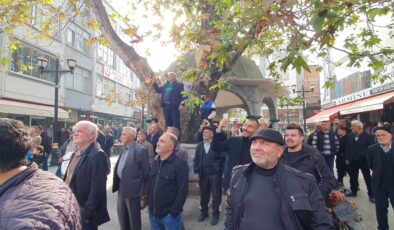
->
<box><xmin>193</xmin><ymin>126</ymin><xmax>224</xmax><ymax>225</ymax></box>
<box><xmin>225</xmin><ymin>128</ymin><xmax>334</xmax><ymax>230</ymax></box>
<box><xmin>367</xmin><ymin>124</ymin><xmax>394</xmax><ymax>230</ymax></box>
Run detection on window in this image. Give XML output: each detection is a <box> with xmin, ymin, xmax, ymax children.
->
<box><xmin>96</xmin><ymin>76</ymin><xmax>104</xmax><ymax>97</ymax></box>
<box><xmin>117</xmin><ymin>84</ymin><xmax>132</xmax><ymax>104</ymax></box>
<box><xmin>10</xmin><ymin>42</ymin><xmax>56</xmax><ymax>83</ymax></box>
<box><xmin>67</xmin><ymin>67</ymin><xmax>91</xmax><ymax>94</ymax></box>
<box><xmin>30</xmin><ymin>5</ymin><xmax>59</xmax><ymax>38</ymax></box>
<box><xmin>97</xmin><ymin>45</ymin><xmax>114</xmax><ymax>68</ymax></box>
<box><xmin>103</xmin><ymin>78</ymin><xmax>116</xmax><ymax>100</ymax></box>
<box><xmin>66</xmin><ymin>25</ymin><xmax>91</xmax><ymax>56</ymax></box>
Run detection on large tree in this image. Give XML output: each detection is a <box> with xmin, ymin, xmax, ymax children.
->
<box><xmin>1</xmin><ymin>0</ymin><xmax>393</xmax><ymax>141</ymax></box>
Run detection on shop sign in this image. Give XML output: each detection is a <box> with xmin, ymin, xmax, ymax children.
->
<box><xmin>370</xmin><ymin>82</ymin><xmax>394</xmax><ymax>95</ymax></box>
<box><xmin>335</xmin><ymin>89</ymin><xmax>370</xmax><ymax>105</ymax></box>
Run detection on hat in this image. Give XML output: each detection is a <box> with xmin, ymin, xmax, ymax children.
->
<box><xmin>138</xmin><ymin>129</ymin><xmax>148</xmax><ymax>137</ymax></box>
<box><xmin>250</xmin><ymin>128</ymin><xmax>284</xmax><ymax>146</ymax></box>
<box><xmin>202</xmin><ymin>125</ymin><xmax>215</xmax><ymax>133</ymax></box>
<box><xmin>375</xmin><ymin>124</ymin><xmax>392</xmax><ymax>134</ymax></box>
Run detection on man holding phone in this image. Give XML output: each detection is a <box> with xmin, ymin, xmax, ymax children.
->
<box><xmin>211</xmin><ymin>116</ymin><xmax>260</xmax><ymax>193</ymax></box>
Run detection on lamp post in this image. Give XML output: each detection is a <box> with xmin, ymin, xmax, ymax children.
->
<box><xmin>292</xmin><ymin>83</ymin><xmax>315</xmax><ymax>132</ymax></box>
<box><xmin>37</xmin><ymin>57</ymin><xmax>76</xmax><ymax>144</ymax></box>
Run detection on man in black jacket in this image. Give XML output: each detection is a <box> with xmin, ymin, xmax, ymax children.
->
<box><xmin>281</xmin><ymin>124</ymin><xmax>340</xmax><ymax>200</ymax></box>
<box><xmin>64</xmin><ymin>121</ymin><xmax>110</xmax><ymax>229</ymax></box>
<box><xmin>113</xmin><ymin>127</ymin><xmax>149</xmax><ymax>230</ymax></box>
<box><xmin>367</xmin><ymin>124</ymin><xmax>394</xmax><ymax>230</ymax></box>
<box><xmin>148</xmin><ymin>133</ymin><xmax>189</xmax><ymax>229</ymax></box>
<box><xmin>225</xmin><ymin>128</ymin><xmax>334</xmax><ymax>230</ymax></box>
<box><xmin>345</xmin><ymin>120</ymin><xmax>375</xmax><ymax>202</ymax></box>
<box><xmin>211</xmin><ymin>118</ymin><xmax>260</xmax><ymax>193</ymax></box>
<box><xmin>336</xmin><ymin>126</ymin><xmax>349</xmax><ymax>186</ymax></box>
<box><xmin>193</xmin><ymin>126</ymin><xmax>224</xmax><ymax>225</ymax></box>
<box><xmin>152</xmin><ymin>72</ymin><xmax>185</xmax><ymax>133</ymax></box>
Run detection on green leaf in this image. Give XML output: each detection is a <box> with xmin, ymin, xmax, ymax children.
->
<box><xmin>311</xmin><ymin>15</ymin><xmax>324</xmax><ymax>33</ymax></box>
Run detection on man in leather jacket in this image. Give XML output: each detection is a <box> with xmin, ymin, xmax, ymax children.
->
<box><xmin>225</xmin><ymin>128</ymin><xmax>334</xmax><ymax>230</ymax></box>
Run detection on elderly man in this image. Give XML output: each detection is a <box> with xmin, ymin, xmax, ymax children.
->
<box><xmin>113</xmin><ymin>127</ymin><xmax>150</xmax><ymax>230</ymax></box>
<box><xmin>137</xmin><ymin>129</ymin><xmax>155</xmax><ymax>165</ymax></box>
<box><xmin>193</xmin><ymin>126</ymin><xmax>224</xmax><ymax>225</ymax></box>
<box><xmin>64</xmin><ymin>121</ymin><xmax>110</xmax><ymax>229</ymax></box>
<box><xmin>367</xmin><ymin>124</ymin><xmax>394</xmax><ymax>230</ymax></box>
<box><xmin>166</xmin><ymin>126</ymin><xmax>189</xmax><ymax>161</ymax></box>
<box><xmin>148</xmin><ymin>133</ymin><xmax>189</xmax><ymax>230</ymax></box>
<box><xmin>0</xmin><ymin>118</ymin><xmax>81</xmax><ymax>229</ymax></box>
<box><xmin>148</xmin><ymin>122</ymin><xmax>161</xmax><ymax>156</ymax></box>
<box><xmin>211</xmin><ymin>118</ymin><xmax>260</xmax><ymax>193</ymax></box>
<box><xmin>345</xmin><ymin>120</ymin><xmax>375</xmax><ymax>202</ymax></box>
<box><xmin>225</xmin><ymin>128</ymin><xmax>334</xmax><ymax>230</ymax></box>
<box><xmin>152</xmin><ymin>72</ymin><xmax>185</xmax><ymax>133</ymax></box>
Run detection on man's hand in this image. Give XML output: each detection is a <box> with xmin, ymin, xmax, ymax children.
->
<box><xmin>218</xmin><ymin>119</ymin><xmax>229</xmax><ymax>132</ymax></box>
<box><xmin>329</xmin><ymin>190</ymin><xmax>345</xmax><ymax>202</ymax></box>
<box><xmin>231</xmin><ymin>126</ymin><xmax>239</xmax><ymax>137</ymax></box>
<box><xmin>194</xmin><ymin>174</ymin><xmax>200</xmax><ymax>182</ymax></box>
<box><xmin>58</xmin><ymin>156</ymin><xmax>64</xmax><ymax>163</ymax></box>
<box><xmin>178</xmin><ymin>105</ymin><xmax>185</xmax><ymax>112</ymax></box>
<box><xmin>345</xmin><ymin>160</ymin><xmax>351</xmax><ymax>165</ymax></box>
<box><xmin>150</xmin><ymin>76</ymin><xmax>157</xmax><ymax>84</ymax></box>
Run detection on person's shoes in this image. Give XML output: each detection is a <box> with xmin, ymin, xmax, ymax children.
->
<box><xmin>338</xmin><ymin>181</ymin><xmax>344</xmax><ymax>187</ymax></box>
<box><xmin>210</xmin><ymin>214</ymin><xmax>219</xmax><ymax>225</ymax></box>
<box><xmin>198</xmin><ymin>214</ymin><xmax>208</xmax><ymax>222</ymax></box>
<box><xmin>369</xmin><ymin>196</ymin><xmax>375</xmax><ymax>203</ymax></box>
<box><xmin>345</xmin><ymin>191</ymin><xmax>357</xmax><ymax>197</ymax></box>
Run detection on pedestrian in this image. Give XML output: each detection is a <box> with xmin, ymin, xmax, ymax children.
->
<box><xmin>193</xmin><ymin>126</ymin><xmax>224</xmax><ymax>225</ymax></box>
<box><xmin>345</xmin><ymin>120</ymin><xmax>375</xmax><ymax>202</ymax></box>
<box><xmin>59</xmin><ymin>127</ymin><xmax>70</xmax><ymax>148</ymax></box>
<box><xmin>307</xmin><ymin>120</ymin><xmax>339</xmax><ymax>172</ymax></box>
<box><xmin>102</xmin><ymin>125</ymin><xmax>115</xmax><ymax>158</ymax></box>
<box><xmin>166</xmin><ymin>127</ymin><xmax>189</xmax><ymax>161</ymax></box>
<box><xmin>137</xmin><ymin>129</ymin><xmax>155</xmax><ymax>165</ymax></box>
<box><xmin>306</xmin><ymin>122</ymin><xmax>321</xmax><ymax>144</ymax></box>
<box><xmin>148</xmin><ymin>133</ymin><xmax>189</xmax><ymax>230</ymax></box>
<box><xmin>152</xmin><ymin>72</ymin><xmax>185</xmax><ymax>133</ymax></box>
<box><xmin>148</xmin><ymin>122</ymin><xmax>161</xmax><ymax>156</ymax></box>
<box><xmin>113</xmin><ymin>127</ymin><xmax>150</xmax><ymax>230</ymax></box>
<box><xmin>281</xmin><ymin>123</ymin><xmax>342</xmax><ymax>200</ymax></box>
<box><xmin>64</xmin><ymin>121</ymin><xmax>110</xmax><ymax>229</ymax></box>
<box><xmin>367</xmin><ymin>124</ymin><xmax>394</xmax><ymax>230</ymax></box>
<box><xmin>199</xmin><ymin>95</ymin><xmax>216</xmax><ymax>122</ymax></box>
<box><xmin>224</xmin><ymin>128</ymin><xmax>334</xmax><ymax>230</ymax></box>
<box><xmin>336</xmin><ymin>126</ymin><xmax>349</xmax><ymax>187</ymax></box>
<box><xmin>211</xmin><ymin>117</ymin><xmax>260</xmax><ymax>194</ymax></box>
<box><xmin>0</xmin><ymin>118</ymin><xmax>81</xmax><ymax>229</ymax></box>
<box><xmin>32</xmin><ymin>125</ymin><xmax>52</xmax><ymax>171</ymax></box>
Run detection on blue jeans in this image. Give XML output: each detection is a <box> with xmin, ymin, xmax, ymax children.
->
<box><xmin>323</xmin><ymin>154</ymin><xmax>335</xmax><ymax>172</ymax></box>
<box><xmin>149</xmin><ymin>212</ymin><xmax>182</xmax><ymax>230</ymax></box>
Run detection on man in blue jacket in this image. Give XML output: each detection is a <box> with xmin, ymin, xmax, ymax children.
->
<box><xmin>152</xmin><ymin>72</ymin><xmax>185</xmax><ymax>134</ymax></box>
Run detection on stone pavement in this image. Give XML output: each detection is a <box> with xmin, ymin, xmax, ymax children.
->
<box><xmin>52</xmin><ymin>155</ymin><xmax>393</xmax><ymax>229</ymax></box>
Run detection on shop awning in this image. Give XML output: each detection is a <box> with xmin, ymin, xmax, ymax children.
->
<box><xmin>0</xmin><ymin>99</ymin><xmax>69</xmax><ymax>119</ymax></box>
<box><xmin>306</xmin><ymin>103</ymin><xmax>351</xmax><ymax>124</ymax></box>
<box><xmin>340</xmin><ymin>91</ymin><xmax>394</xmax><ymax>115</ymax></box>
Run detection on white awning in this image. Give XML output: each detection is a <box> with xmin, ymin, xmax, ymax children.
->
<box><xmin>0</xmin><ymin>99</ymin><xmax>69</xmax><ymax>119</ymax></box>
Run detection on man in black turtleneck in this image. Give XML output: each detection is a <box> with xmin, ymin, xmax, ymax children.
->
<box><xmin>225</xmin><ymin>128</ymin><xmax>334</xmax><ymax>230</ymax></box>
<box><xmin>211</xmin><ymin>118</ymin><xmax>259</xmax><ymax>193</ymax></box>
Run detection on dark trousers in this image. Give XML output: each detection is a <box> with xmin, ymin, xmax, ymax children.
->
<box><xmin>164</xmin><ymin>104</ymin><xmax>181</xmax><ymax>133</ymax></box>
<box><xmin>200</xmin><ymin>173</ymin><xmax>222</xmax><ymax>215</ymax></box>
<box><xmin>349</xmin><ymin>158</ymin><xmax>373</xmax><ymax>197</ymax></box>
<box><xmin>117</xmin><ymin>192</ymin><xmax>141</xmax><ymax>230</ymax></box>
<box><xmin>335</xmin><ymin>154</ymin><xmax>347</xmax><ymax>183</ymax></box>
<box><xmin>81</xmin><ymin>220</ymin><xmax>97</xmax><ymax>230</ymax></box>
<box><xmin>375</xmin><ymin>186</ymin><xmax>394</xmax><ymax>230</ymax></box>
<box><xmin>323</xmin><ymin>154</ymin><xmax>335</xmax><ymax>172</ymax></box>
<box><xmin>42</xmin><ymin>156</ymin><xmax>48</xmax><ymax>171</ymax></box>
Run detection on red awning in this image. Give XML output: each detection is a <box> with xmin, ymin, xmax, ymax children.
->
<box><xmin>340</xmin><ymin>91</ymin><xmax>394</xmax><ymax>115</ymax></box>
<box><xmin>306</xmin><ymin>103</ymin><xmax>352</xmax><ymax>124</ymax></box>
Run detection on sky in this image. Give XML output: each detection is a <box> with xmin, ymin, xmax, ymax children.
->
<box><xmin>108</xmin><ymin>0</ymin><xmax>179</xmax><ymax>72</ymax></box>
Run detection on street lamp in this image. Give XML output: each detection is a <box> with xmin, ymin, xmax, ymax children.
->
<box><xmin>292</xmin><ymin>83</ymin><xmax>315</xmax><ymax>132</ymax></box>
<box><xmin>37</xmin><ymin>56</ymin><xmax>76</xmax><ymax>144</ymax></box>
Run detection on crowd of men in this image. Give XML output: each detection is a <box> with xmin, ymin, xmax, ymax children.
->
<box><xmin>0</xmin><ymin>71</ymin><xmax>392</xmax><ymax>230</ymax></box>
